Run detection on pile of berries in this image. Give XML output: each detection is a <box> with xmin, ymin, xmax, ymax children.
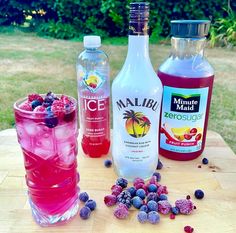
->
<box><xmin>104</xmin><ymin>174</ymin><xmax>196</xmax><ymax>225</ymax></box>
<box><xmin>79</xmin><ymin>192</ymin><xmax>97</xmax><ymax>220</ymax></box>
<box><xmin>18</xmin><ymin>92</ymin><xmax>75</xmax><ymax>128</ymax></box>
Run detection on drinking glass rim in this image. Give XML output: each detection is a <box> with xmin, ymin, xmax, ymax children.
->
<box><xmin>13</xmin><ymin>94</ymin><xmax>77</xmax><ymax>115</ymax></box>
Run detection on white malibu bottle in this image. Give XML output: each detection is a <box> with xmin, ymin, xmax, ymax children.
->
<box><xmin>112</xmin><ymin>2</ymin><xmax>163</xmax><ymax>180</ymax></box>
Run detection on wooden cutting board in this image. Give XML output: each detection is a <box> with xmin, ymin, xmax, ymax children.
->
<box><xmin>0</xmin><ymin>129</ymin><xmax>236</xmax><ymax>233</ymax></box>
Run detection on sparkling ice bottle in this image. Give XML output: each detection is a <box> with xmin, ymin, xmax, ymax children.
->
<box><xmin>112</xmin><ymin>2</ymin><xmax>163</xmax><ymax>180</ymax></box>
<box><xmin>77</xmin><ymin>36</ymin><xmax>110</xmax><ymax>158</ymax></box>
<box><xmin>158</xmin><ymin>20</ymin><xmax>214</xmax><ymax>160</ymax></box>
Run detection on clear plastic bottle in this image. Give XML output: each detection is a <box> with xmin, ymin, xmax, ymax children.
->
<box><xmin>77</xmin><ymin>36</ymin><xmax>110</xmax><ymax>158</ymax></box>
<box><xmin>112</xmin><ymin>2</ymin><xmax>163</xmax><ymax>180</ymax></box>
<box><xmin>158</xmin><ymin>20</ymin><xmax>214</xmax><ymax>160</ymax></box>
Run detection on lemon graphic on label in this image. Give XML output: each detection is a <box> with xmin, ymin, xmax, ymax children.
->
<box><xmin>171</xmin><ymin>126</ymin><xmax>190</xmax><ymax>141</ymax></box>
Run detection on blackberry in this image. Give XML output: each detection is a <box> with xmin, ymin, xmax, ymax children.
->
<box><xmin>116</xmin><ymin>177</ymin><xmax>128</xmax><ymax>188</ymax></box>
<box><xmin>117</xmin><ymin>190</ymin><xmax>132</xmax><ymax>208</ymax></box>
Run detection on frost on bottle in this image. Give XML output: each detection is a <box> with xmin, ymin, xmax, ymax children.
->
<box><xmin>158</xmin><ymin>20</ymin><xmax>214</xmax><ymax>160</ymax></box>
<box><xmin>77</xmin><ymin>36</ymin><xmax>110</xmax><ymax>158</ymax></box>
<box><xmin>112</xmin><ymin>2</ymin><xmax>163</xmax><ymax>180</ymax></box>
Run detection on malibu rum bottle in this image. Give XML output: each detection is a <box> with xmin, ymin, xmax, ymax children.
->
<box><xmin>112</xmin><ymin>2</ymin><xmax>163</xmax><ymax>180</ymax></box>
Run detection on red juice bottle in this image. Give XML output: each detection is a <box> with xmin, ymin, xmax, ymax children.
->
<box><xmin>77</xmin><ymin>36</ymin><xmax>110</xmax><ymax>158</ymax></box>
<box><xmin>158</xmin><ymin>20</ymin><xmax>214</xmax><ymax>161</ymax></box>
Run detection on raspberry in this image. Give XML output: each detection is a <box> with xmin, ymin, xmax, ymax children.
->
<box><xmin>148</xmin><ymin>211</ymin><xmax>160</xmax><ymax>224</ymax></box>
<box><xmin>51</xmin><ymin>100</ymin><xmax>65</xmax><ymax>116</ymax></box>
<box><xmin>79</xmin><ymin>192</ymin><xmax>89</xmax><ymax>203</ymax></box>
<box><xmin>114</xmin><ymin>203</ymin><xmax>129</xmax><ymax>219</ymax></box>
<box><xmin>127</xmin><ymin>186</ymin><xmax>136</xmax><ymax>197</ymax></box>
<box><xmin>33</xmin><ymin>105</ymin><xmax>46</xmax><ymax>113</ymax></box>
<box><xmin>137</xmin><ymin>211</ymin><xmax>148</xmax><ymax>223</ymax></box>
<box><xmin>148</xmin><ymin>184</ymin><xmax>158</xmax><ymax>193</ymax></box>
<box><xmin>194</xmin><ymin>189</ymin><xmax>204</xmax><ymax>199</ymax></box>
<box><xmin>133</xmin><ymin>177</ymin><xmax>145</xmax><ymax>189</ymax></box>
<box><xmin>116</xmin><ymin>177</ymin><xmax>128</xmax><ymax>188</ymax></box>
<box><xmin>136</xmin><ymin>189</ymin><xmax>146</xmax><ymax>200</ymax></box>
<box><xmin>147</xmin><ymin>192</ymin><xmax>159</xmax><ymax>202</ymax></box>
<box><xmin>170</xmin><ymin>213</ymin><xmax>175</xmax><ymax>219</ymax></box>
<box><xmin>111</xmin><ymin>184</ymin><xmax>123</xmax><ymax>196</ymax></box>
<box><xmin>156</xmin><ymin>159</ymin><xmax>163</xmax><ymax>170</ymax></box>
<box><xmin>85</xmin><ymin>199</ymin><xmax>96</xmax><ymax>211</ymax></box>
<box><xmin>131</xmin><ymin>196</ymin><xmax>143</xmax><ymax>209</ymax></box>
<box><xmin>104</xmin><ymin>159</ymin><xmax>112</xmax><ymax>168</ymax></box>
<box><xmin>104</xmin><ymin>194</ymin><xmax>117</xmax><ymax>207</ymax></box>
<box><xmin>60</xmin><ymin>95</ymin><xmax>71</xmax><ymax>105</ymax></box>
<box><xmin>149</xmin><ymin>176</ymin><xmax>157</xmax><ymax>184</ymax></box>
<box><xmin>19</xmin><ymin>102</ymin><xmax>32</xmax><ymax>111</ymax></box>
<box><xmin>28</xmin><ymin>93</ymin><xmax>43</xmax><ymax>103</ymax></box>
<box><xmin>158</xmin><ymin>200</ymin><xmax>172</xmax><ymax>215</ymax></box>
<box><xmin>175</xmin><ymin>199</ymin><xmax>194</xmax><ymax>215</ymax></box>
<box><xmin>147</xmin><ymin>200</ymin><xmax>158</xmax><ymax>211</ymax></box>
<box><xmin>117</xmin><ymin>190</ymin><xmax>132</xmax><ymax>208</ymax></box>
<box><xmin>79</xmin><ymin>206</ymin><xmax>91</xmax><ymax>220</ymax></box>
<box><xmin>202</xmin><ymin>158</ymin><xmax>209</xmax><ymax>165</ymax></box>
<box><xmin>184</xmin><ymin>226</ymin><xmax>194</xmax><ymax>233</ymax></box>
<box><xmin>157</xmin><ymin>185</ymin><xmax>168</xmax><ymax>196</ymax></box>
<box><xmin>152</xmin><ymin>172</ymin><xmax>161</xmax><ymax>182</ymax></box>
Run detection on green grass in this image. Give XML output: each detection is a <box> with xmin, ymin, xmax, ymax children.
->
<box><xmin>0</xmin><ymin>29</ymin><xmax>235</xmax><ymax>153</ymax></box>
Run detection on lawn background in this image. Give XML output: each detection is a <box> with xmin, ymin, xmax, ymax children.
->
<box><xmin>0</xmin><ymin>30</ymin><xmax>235</xmax><ymax>153</ymax></box>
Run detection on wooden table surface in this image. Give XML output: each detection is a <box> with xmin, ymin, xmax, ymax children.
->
<box><xmin>0</xmin><ymin>129</ymin><xmax>236</xmax><ymax>233</ymax></box>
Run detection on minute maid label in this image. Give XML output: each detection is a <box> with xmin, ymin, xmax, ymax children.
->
<box><xmin>160</xmin><ymin>86</ymin><xmax>209</xmax><ymax>153</ymax></box>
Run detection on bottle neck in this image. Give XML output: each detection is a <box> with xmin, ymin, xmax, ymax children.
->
<box><xmin>126</xmin><ymin>35</ymin><xmax>149</xmax><ymax>60</ymax></box>
<box><xmin>171</xmin><ymin>37</ymin><xmax>206</xmax><ymax>58</ymax></box>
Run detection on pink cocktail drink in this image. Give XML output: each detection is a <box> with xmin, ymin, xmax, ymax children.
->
<box><xmin>14</xmin><ymin>93</ymin><xmax>79</xmax><ymax>226</ymax></box>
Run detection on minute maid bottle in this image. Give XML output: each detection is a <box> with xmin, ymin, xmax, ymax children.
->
<box><xmin>158</xmin><ymin>20</ymin><xmax>214</xmax><ymax>160</ymax></box>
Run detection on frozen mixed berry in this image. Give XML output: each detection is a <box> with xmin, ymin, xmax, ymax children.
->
<box><xmin>137</xmin><ymin>211</ymin><xmax>148</xmax><ymax>223</ymax></box>
<box><xmin>28</xmin><ymin>93</ymin><xmax>43</xmax><ymax>103</ymax></box>
<box><xmin>104</xmin><ymin>194</ymin><xmax>117</xmax><ymax>207</ymax></box>
<box><xmin>149</xmin><ymin>176</ymin><xmax>157</xmax><ymax>184</ymax></box>
<box><xmin>51</xmin><ymin>100</ymin><xmax>65</xmax><ymax>116</ymax></box>
<box><xmin>79</xmin><ymin>192</ymin><xmax>89</xmax><ymax>203</ymax></box>
<box><xmin>147</xmin><ymin>200</ymin><xmax>158</xmax><ymax>212</ymax></box>
<box><xmin>116</xmin><ymin>177</ymin><xmax>128</xmax><ymax>189</ymax></box>
<box><xmin>104</xmin><ymin>159</ymin><xmax>112</xmax><ymax>168</ymax></box>
<box><xmin>157</xmin><ymin>185</ymin><xmax>168</xmax><ymax>196</ymax></box>
<box><xmin>19</xmin><ymin>101</ymin><xmax>32</xmax><ymax>111</ymax></box>
<box><xmin>127</xmin><ymin>186</ymin><xmax>136</xmax><ymax>198</ymax></box>
<box><xmin>194</xmin><ymin>189</ymin><xmax>204</xmax><ymax>199</ymax></box>
<box><xmin>147</xmin><ymin>211</ymin><xmax>160</xmax><ymax>224</ymax></box>
<box><xmin>152</xmin><ymin>172</ymin><xmax>161</xmax><ymax>182</ymax></box>
<box><xmin>44</xmin><ymin>113</ymin><xmax>58</xmax><ymax>128</ymax></box>
<box><xmin>175</xmin><ymin>199</ymin><xmax>194</xmax><ymax>215</ymax></box>
<box><xmin>131</xmin><ymin>196</ymin><xmax>143</xmax><ymax>209</ymax></box>
<box><xmin>147</xmin><ymin>192</ymin><xmax>159</xmax><ymax>202</ymax></box>
<box><xmin>184</xmin><ymin>225</ymin><xmax>194</xmax><ymax>233</ymax></box>
<box><xmin>136</xmin><ymin>189</ymin><xmax>146</xmax><ymax>200</ymax></box>
<box><xmin>85</xmin><ymin>199</ymin><xmax>97</xmax><ymax>211</ymax></box>
<box><xmin>111</xmin><ymin>184</ymin><xmax>123</xmax><ymax>196</ymax></box>
<box><xmin>133</xmin><ymin>177</ymin><xmax>145</xmax><ymax>189</ymax></box>
<box><xmin>159</xmin><ymin>194</ymin><xmax>168</xmax><ymax>201</ymax></box>
<box><xmin>60</xmin><ymin>95</ymin><xmax>71</xmax><ymax>105</ymax></box>
<box><xmin>79</xmin><ymin>206</ymin><xmax>91</xmax><ymax>220</ymax></box>
<box><xmin>113</xmin><ymin>203</ymin><xmax>129</xmax><ymax>219</ymax></box>
<box><xmin>117</xmin><ymin>190</ymin><xmax>132</xmax><ymax>208</ymax></box>
<box><xmin>156</xmin><ymin>159</ymin><xmax>163</xmax><ymax>170</ymax></box>
<box><xmin>31</xmin><ymin>100</ymin><xmax>42</xmax><ymax>110</ymax></box>
<box><xmin>158</xmin><ymin>200</ymin><xmax>172</xmax><ymax>215</ymax></box>
<box><xmin>148</xmin><ymin>184</ymin><xmax>158</xmax><ymax>193</ymax></box>
<box><xmin>33</xmin><ymin>105</ymin><xmax>46</xmax><ymax>113</ymax></box>
<box><xmin>140</xmin><ymin>205</ymin><xmax>148</xmax><ymax>213</ymax></box>
<box><xmin>170</xmin><ymin>213</ymin><xmax>175</xmax><ymax>219</ymax></box>
<box><xmin>171</xmin><ymin>206</ymin><xmax>180</xmax><ymax>215</ymax></box>
<box><xmin>202</xmin><ymin>158</ymin><xmax>209</xmax><ymax>165</ymax></box>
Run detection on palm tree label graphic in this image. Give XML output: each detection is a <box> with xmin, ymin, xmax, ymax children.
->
<box><xmin>123</xmin><ymin>110</ymin><xmax>151</xmax><ymax>138</ymax></box>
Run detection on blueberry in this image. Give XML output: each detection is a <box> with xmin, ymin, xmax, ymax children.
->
<box><xmin>44</xmin><ymin>113</ymin><xmax>58</xmax><ymax>128</ymax></box>
<box><xmin>116</xmin><ymin>178</ymin><xmax>128</xmax><ymax>188</ymax></box>
<box><xmin>136</xmin><ymin>188</ymin><xmax>146</xmax><ymax>200</ymax></box>
<box><xmin>137</xmin><ymin>211</ymin><xmax>148</xmax><ymax>223</ymax></box>
<box><xmin>171</xmin><ymin>206</ymin><xmax>180</xmax><ymax>215</ymax></box>
<box><xmin>131</xmin><ymin>196</ymin><xmax>143</xmax><ymax>209</ymax></box>
<box><xmin>147</xmin><ymin>200</ymin><xmax>158</xmax><ymax>211</ymax></box>
<box><xmin>153</xmin><ymin>172</ymin><xmax>161</xmax><ymax>182</ymax></box>
<box><xmin>104</xmin><ymin>159</ymin><xmax>112</xmax><ymax>168</ymax></box>
<box><xmin>140</xmin><ymin>205</ymin><xmax>148</xmax><ymax>213</ymax></box>
<box><xmin>202</xmin><ymin>158</ymin><xmax>209</xmax><ymax>165</ymax></box>
<box><xmin>31</xmin><ymin>100</ymin><xmax>42</xmax><ymax>110</ymax></box>
<box><xmin>159</xmin><ymin>194</ymin><xmax>168</xmax><ymax>201</ymax></box>
<box><xmin>79</xmin><ymin>192</ymin><xmax>89</xmax><ymax>203</ymax></box>
<box><xmin>127</xmin><ymin>186</ymin><xmax>136</xmax><ymax>198</ymax></box>
<box><xmin>148</xmin><ymin>184</ymin><xmax>158</xmax><ymax>193</ymax></box>
<box><xmin>85</xmin><ymin>199</ymin><xmax>97</xmax><ymax>211</ymax></box>
<box><xmin>46</xmin><ymin>106</ymin><xmax>51</xmax><ymax>112</ymax></box>
<box><xmin>148</xmin><ymin>211</ymin><xmax>160</xmax><ymax>224</ymax></box>
<box><xmin>194</xmin><ymin>189</ymin><xmax>204</xmax><ymax>199</ymax></box>
<box><xmin>156</xmin><ymin>159</ymin><xmax>163</xmax><ymax>170</ymax></box>
<box><xmin>79</xmin><ymin>206</ymin><xmax>91</xmax><ymax>220</ymax></box>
